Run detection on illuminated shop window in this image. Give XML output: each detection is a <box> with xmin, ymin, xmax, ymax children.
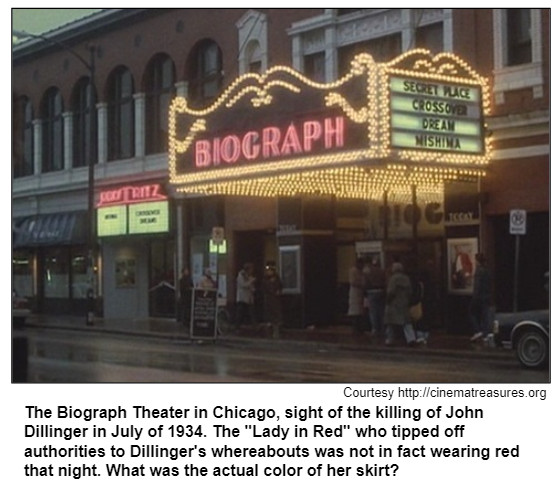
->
<box><xmin>13</xmin><ymin>251</ymin><xmax>34</xmax><ymax>297</ymax></box>
<box><xmin>145</xmin><ymin>55</ymin><xmax>176</xmax><ymax>155</ymax></box>
<box><xmin>107</xmin><ymin>67</ymin><xmax>135</xmax><ymax>161</ymax></box>
<box><xmin>44</xmin><ymin>248</ymin><xmax>70</xmax><ymax>298</ymax></box>
<box><xmin>40</xmin><ymin>87</ymin><xmax>64</xmax><ymax>173</ymax></box>
<box><xmin>71</xmin><ymin>76</ymin><xmax>97</xmax><ymax>168</ymax></box>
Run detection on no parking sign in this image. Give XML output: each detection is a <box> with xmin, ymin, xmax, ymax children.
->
<box><xmin>509</xmin><ymin>209</ymin><xmax>527</xmax><ymax>235</ymax></box>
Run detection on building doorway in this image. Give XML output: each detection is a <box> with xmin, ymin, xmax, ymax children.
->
<box><xmin>234</xmin><ymin>230</ymin><xmax>276</xmax><ymax>322</ymax></box>
<box><xmin>148</xmin><ymin>239</ymin><xmax>176</xmax><ymax>317</ymax></box>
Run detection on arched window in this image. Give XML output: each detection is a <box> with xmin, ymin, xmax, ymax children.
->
<box><xmin>145</xmin><ymin>54</ymin><xmax>176</xmax><ymax>155</ymax></box>
<box><xmin>13</xmin><ymin>96</ymin><xmax>34</xmax><ymax>178</ymax></box>
<box><xmin>107</xmin><ymin>67</ymin><xmax>135</xmax><ymax>161</ymax></box>
<box><xmin>41</xmin><ymin>87</ymin><xmax>64</xmax><ymax>173</ymax></box>
<box><xmin>71</xmin><ymin>77</ymin><xmax>98</xmax><ymax>168</ymax></box>
<box><xmin>187</xmin><ymin>40</ymin><xmax>223</xmax><ymax>105</ymax></box>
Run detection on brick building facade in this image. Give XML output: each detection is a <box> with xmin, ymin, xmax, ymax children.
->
<box><xmin>12</xmin><ymin>9</ymin><xmax>549</xmax><ymax>332</ymax></box>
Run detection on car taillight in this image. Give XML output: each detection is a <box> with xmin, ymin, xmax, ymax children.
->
<box><xmin>492</xmin><ymin>319</ymin><xmax>500</xmax><ymax>334</ymax></box>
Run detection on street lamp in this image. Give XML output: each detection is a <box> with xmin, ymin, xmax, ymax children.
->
<box><xmin>13</xmin><ymin>29</ymin><xmax>97</xmax><ymax>326</ymax></box>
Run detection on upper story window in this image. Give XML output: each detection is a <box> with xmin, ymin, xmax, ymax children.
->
<box><xmin>289</xmin><ymin>9</ymin><xmax>451</xmax><ymax>82</ymax></box>
<box><xmin>187</xmin><ymin>39</ymin><xmax>223</xmax><ymax>106</ymax></box>
<box><xmin>40</xmin><ymin>87</ymin><xmax>64</xmax><ymax>173</ymax></box>
<box><xmin>107</xmin><ymin>67</ymin><xmax>135</xmax><ymax>161</ymax></box>
<box><xmin>145</xmin><ymin>54</ymin><xmax>176</xmax><ymax>155</ymax></box>
<box><xmin>71</xmin><ymin>77</ymin><xmax>98</xmax><ymax>168</ymax></box>
<box><xmin>304</xmin><ymin>51</ymin><xmax>326</xmax><ymax>82</ymax></box>
<box><xmin>339</xmin><ymin>34</ymin><xmax>402</xmax><ymax>73</ymax></box>
<box><xmin>246</xmin><ymin>40</ymin><xmax>263</xmax><ymax>74</ymax></box>
<box><xmin>13</xmin><ymin>96</ymin><xmax>34</xmax><ymax>178</ymax></box>
<box><xmin>415</xmin><ymin>22</ymin><xmax>444</xmax><ymax>53</ymax></box>
<box><xmin>507</xmin><ymin>9</ymin><xmax>532</xmax><ymax>66</ymax></box>
<box><xmin>237</xmin><ymin>10</ymin><xmax>268</xmax><ymax>75</ymax></box>
<box><xmin>493</xmin><ymin>9</ymin><xmax>543</xmax><ymax>102</ymax></box>
<box><xmin>337</xmin><ymin>9</ymin><xmax>366</xmax><ymax>16</ymax></box>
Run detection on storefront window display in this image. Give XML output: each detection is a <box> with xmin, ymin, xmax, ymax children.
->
<box><xmin>44</xmin><ymin>248</ymin><xmax>70</xmax><ymax>298</ymax></box>
<box><xmin>13</xmin><ymin>250</ymin><xmax>34</xmax><ymax>297</ymax></box>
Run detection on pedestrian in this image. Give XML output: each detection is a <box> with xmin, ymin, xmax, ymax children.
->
<box><xmin>236</xmin><ymin>262</ymin><xmax>257</xmax><ymax>328</ymax></box>
<box><xmin>414</xmin><ymin>260</ymin><xmax>436</xmax><ymax>345</ymax></box>
<box><xmin>469</xmin><ymin>253</ymin><xmax>492</xmax><ymax>341</ymax></box>
<box><xmin>384</xmin><ymin>262</ymin><xmax>415</xmax><ymax>346</ymax></box>
<box><xmin>178</xmin><ymin>266</ymin><xmax>193</xmax><ymax>327</ymax></box>
<box><xmin>198</xmin><ymin>268</ymin><xmax>217</xmax><ymax>290</ymax></box>
<box><xmin>408</xmin><ymin>262</ymin><xmax>426</xmax><ymax>345</ymax></box>
<box><xmin>348</xmin><ymin>257</ymin><xmax>367</xmax><ymax>335</ymax></box>
<box><xmin>262</xmin><ymin>261</ymin><xmax>283</xmax><ymax>335</ymax></box>
<box><xmin>363</xmin><ymin>256</ymin><xmax>386</xmax><ymax>338</ymax></box>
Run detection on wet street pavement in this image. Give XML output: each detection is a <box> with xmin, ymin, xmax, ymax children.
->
<box><xmin>15</xmin><ymin>321</ymin><xmax>549</xmax><ymax>383</ymax></box>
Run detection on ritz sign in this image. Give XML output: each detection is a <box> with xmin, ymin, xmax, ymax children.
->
<box><xmin>96</xmin><ymin>183</ymin><xmax>169</xmax><ymax>237</ymax></box>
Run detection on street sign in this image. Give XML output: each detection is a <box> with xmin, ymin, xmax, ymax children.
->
<box><xmin>509</xmin><ymin>209</ymin><xmax>527</xmax><ymax>235</ymax></box>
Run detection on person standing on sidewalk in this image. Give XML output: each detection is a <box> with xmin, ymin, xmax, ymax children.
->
<box><xmin>178</xmin><ymin>266</ymin><xmax>193</xmax><ymax>327</ymax></box>
<box><xmin>198</xmin><ymin>268</ymin><xmax>217</xmax><ymax>290</ymax></box>
<box><xmin>262</xmin><ymin>261</ymin><xmax>283</xmax><ymax>337</ymax></box>
<box><xmin>236</xmin><ymin>262</ymin><xmax>257</xmax><ymax>328</ymax></box>
<box><xmin>363</xmin><ymin>256</ymin><xmax>386</xmax><ymax>339</ymax></box>
<box><xmin>469</xmin><ymin>253</ymin><xmax>492</xmax><ymax>342</ymax></box>
<box><xmin>348</xmin><ymin>257</ymin><xmax>367</xmax><ymax>335</ymax></box>
<box><xmin>383</xmin><ymin>262</ymin><xmax>415</xmax><ymax>346</ymax></box>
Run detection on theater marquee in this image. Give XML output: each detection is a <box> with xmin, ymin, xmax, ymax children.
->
<box><xmin>96</xmin><ymin>184</ymin><xmax>170</xmax><ymax>237</ymax></box>
<box><xmin>168</xmin><ymin>50</ymin><xmax>491</xmax><ymax>201</ymax></box>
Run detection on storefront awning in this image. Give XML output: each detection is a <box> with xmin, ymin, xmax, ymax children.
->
<box><xmin>13</xmin><ymin>211</ymin><xmax>88</xmax><ymax>248</ymax></box>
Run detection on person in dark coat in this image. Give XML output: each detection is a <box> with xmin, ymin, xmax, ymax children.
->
<box><xmin>178</xmin><ymin>266</ymin><xmax>194</xmax><ymax>327</ymax></box>
<box><xmin>363</xmin><ymin>256</ymin><xmax>386</xmax><ymax>338</ymax></box>
<box><xmin>262</xmin><ymin>261</ymin><xmax>283</xmax><ymax>329</ymax></box>
<box><xmin>348</xmin><ymin>257</ymin><xmax>367</xmax><ymax>334</ymax></box>
<box><xmin>469</xmin><ymin>253</ymin><xmax>492</xmax><ymax>341</ymax></box>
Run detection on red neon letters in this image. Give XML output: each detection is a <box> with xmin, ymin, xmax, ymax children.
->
<box><xmin>97</xmin><ymin>184</ymin><xmax>167</xmax><ymax>208</ymax></box>
<box><xmin>194</xmin><ymin>116</ymin><xmax>345</xmax><ymax>168</ymax></box>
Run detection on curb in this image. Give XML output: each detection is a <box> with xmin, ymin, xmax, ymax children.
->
<box><xmin>19</xmin><ymin>319</ymin><xmax>515</xmax><ymax>363</ymax></box>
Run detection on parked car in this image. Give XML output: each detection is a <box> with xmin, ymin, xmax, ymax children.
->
<box><xmin>12</xmin><ymin>290</ymin><xmax>31</xmax><ymax>327</ymax></box>
<box><xmin>493</xmin><ymin>309</ymin><xmax>550</xmax><ymax>369</ymax></box>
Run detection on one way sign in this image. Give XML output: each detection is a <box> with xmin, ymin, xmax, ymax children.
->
<box><xmin>510</xmin><ymin>209</ymin><xmax>527</xmax><ymax>235</ymax></box>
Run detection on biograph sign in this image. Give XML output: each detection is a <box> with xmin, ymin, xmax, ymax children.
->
<box><xmin>168</xmin><ymin>50</ymin><xmax>491</xmax><ymax>198</ymax></box>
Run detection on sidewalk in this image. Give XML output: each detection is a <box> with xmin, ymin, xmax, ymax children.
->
<box><xmin>20</xmin><ymin>313</ymin><xmax>509</xmax><ymax>361</ymax></box>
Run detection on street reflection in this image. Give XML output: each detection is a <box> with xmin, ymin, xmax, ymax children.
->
<box><xmin>21</xmin><ymin>328</ymin><xmax>549</xmax><ymax>384</ymax></box>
